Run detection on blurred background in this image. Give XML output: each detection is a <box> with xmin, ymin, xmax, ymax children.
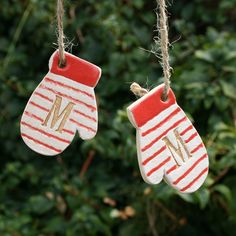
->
<box><xmin>0</xmin><ymin>0</ymin><xmax>236</xmax><ymax>235</ymax></box>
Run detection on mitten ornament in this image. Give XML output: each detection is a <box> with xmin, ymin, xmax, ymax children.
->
<box><xmin>20</xmin><ymin>51</ymin><xmax>101</xmax><ymax>156</ymax></box>
<box><xmin>127</xmin><ymin>84</ymin><xmax>209</xmax><ymax>193</ymax></box>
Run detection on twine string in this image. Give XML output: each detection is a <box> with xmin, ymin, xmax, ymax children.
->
<box><xmin>158</xmin><ymin>0</ymin><xmax>171</xmax><ymax>101</ymax></box>
<box><xmin>130</xmin><ymin>0</ymin><xmax>171</xmax><ymax>100</ymax></box>
<box><xmin>57</xmin><ymin>0</ymin><xmax>66</xmax><ymax>67</ymax></box>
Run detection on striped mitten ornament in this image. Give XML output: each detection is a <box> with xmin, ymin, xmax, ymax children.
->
<box><xmin>127</xmin><ymin>84</ymin><xmax>209</xmax><ymax>193</ymax></box>
<box><xmin>20</xmin><ymin>51</ymin><xmax>101</xmax><ymax>156</ymax></box>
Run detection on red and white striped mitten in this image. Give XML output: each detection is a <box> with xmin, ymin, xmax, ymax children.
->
<box><xmin>21</xmin><ymin>51</ymin><xmax>101</xmax><ymax>156</ymax></box>
<box><xmin>127</xmin><ymin>84</ymin><xmax>209</xmax><ymax>193</ymax></box>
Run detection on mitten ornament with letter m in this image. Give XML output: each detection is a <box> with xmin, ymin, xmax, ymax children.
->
<box><xmin>21</xmin><ymin>51</ymin><xmax>101</xmax><ymax>156</ymax></box>
<box><xmin>127</xmin><ymin>84</ymin><xmax>209</xmax><ymax>193</ymax></box>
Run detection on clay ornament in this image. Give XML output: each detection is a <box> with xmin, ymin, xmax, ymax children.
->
<box><xmin>127</xmin><ymin>84</ymin><xmax>209</xmax><ymax>193</ymax></box>
<box><xmin>20</xmin><ymin>50</ymin><xmax>101</xmax><ymax>156</ymax></box>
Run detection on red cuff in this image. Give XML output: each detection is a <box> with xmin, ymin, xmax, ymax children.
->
<box><xmin>49</xmin><ymin>51</ymin><xmax>101</xmax><ymax>88</ymax></box>
<box><xmin>128</xmin><ymin>84</ymin><xmax>176</xmax><ymax>128</ymax></box>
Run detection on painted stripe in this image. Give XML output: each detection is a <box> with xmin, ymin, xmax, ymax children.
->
<box><xmin>141</xmin><ymin>117</ymin><xmax>187</xmax><ymax>152</ymax></box>
<box><xmin>74</xmin><ymin>109</ymin><xmax>97</xmax><ymax>123</ymax></box>
<box><xmin>173</xmin><ymin>154</ymin><xmax>208</xmax><ymax>185</ymax></box>
<box><xmin>70</xmin><ymin>119</ymin><xmax>96</xmax><ymax>133</ymax></box>
<box><xmin>142</xmin><ymin>107</ymin><xmax>181</xmax><ymax>137</ymax></box>
<box><xmin>180</xmin><ymin>125</ymin><xmax>193</xmax><ymax>136</ymax></box>
<box><xmin>140</xmin><ymin>104</ymin><xmax>178</xmax><ymax>131</ymax></box>
<box><xmin>24</xmin><ymin>111</ymin><xmax>44</xmax><ymax>123</ymax></box>
<box><xmin>141</xmin><ymin>105</ymin><xmax>177</xmax><ymax>132</ymax></box>
<box><xmin>34</xmin><ymin>92</ymin><xmax>53</xmax><ymax>103</ymax></box>
<box><xmin>142</xmin><ymin>146</ymin><xmax>167</xmax><ymax>166</ymax></box>
<box><xmin>147</xmin><ymin>157</ymin><xmax>171</xmax><ymax>177</ymax></box>
<box><xmin>21</xmin><ymin>121</ymin><xmax>71</xmax><ymax>144</ymax></box>
<box><xmin>166</xmin><ymin>165</ymin><xmax>177</xmax><ymax>175</ymax></box>
<box><xmin>39</xmin><ymin>84</ymin><xmax>96</xmax><ymax>112</ymax></box>
<box><xmin>44</xmin><ymin>77</ymin><xmax>95</xmax><ymax>99</ymax></box>
<box><xmin>141</xmin><ymin>112</ymin><xmax>186</xmax><ymax>146</ymax></box>
<box><xmin>63</xmin><ymin>129</ymin><xmax>75</xmax><ymax>135</ymax></box>
<box><xmin>191</xmin><ymin>143</ymin><xmax>204</xmax><ymax>154</ymax></box>
<box><xmin>24</xmin><ymin>110</ymin><xmax>75</xmax><ymax>137</ymax></box>
<box><xmin>180</xmin><ymin>167</ymin><xmax>208</xmax><ymax>192</ymax></box>
<box><xmin>185</xmin><ymin>132</ymin><xmax>198</xmax><ymax>143</ymax></box>
<box><xmin>21</xmin><ymin>133</ymin><xmax>62</xmax><ymax>153</ymax></box>
<box><xmin>29</xmin><ymin>101</ymin><xmax>50</xmax><ymax>112</ymax></box>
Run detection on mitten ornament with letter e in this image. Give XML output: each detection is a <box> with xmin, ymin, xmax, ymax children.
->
<box><xmin>21</xmin><ymin>50</ymin><xmax>101</xmax><ymax>156</ymax></box>
<box><xmin>127</xmin><ymin>84</ymin><xmax>209</xmax><ymax>193</ymax></box>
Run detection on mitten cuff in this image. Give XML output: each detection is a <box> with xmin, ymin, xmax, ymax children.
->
<box><xmin>127</xmin><ymin>84</ymin><xmax>176</xmax><ymax>128</ymax></box>
<box><xmin>49</xmin><ymin>50</ymin><xmax>101</xmax><ymax>88</ymax></box>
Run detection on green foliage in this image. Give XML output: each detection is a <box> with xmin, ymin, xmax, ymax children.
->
<box><xmin>0</xmin><ymin>0</ymin><xmax>236</xmax><ymax>235</ymax></box>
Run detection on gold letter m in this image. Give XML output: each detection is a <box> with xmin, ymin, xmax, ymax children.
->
<box><xmin>162</xmin><ymin>129</ymin><xmax>192</xmax><ymax>166</ymax></box>
<box><xmin>42</xmin><ymin>95</ymin><xmax>75</xmax><ymax>133</ymax></box>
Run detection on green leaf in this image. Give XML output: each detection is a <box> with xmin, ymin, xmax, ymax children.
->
<box><xmin>213</xmin><ymin>184</ymin><xmax>232</xmax><ymax>203</ymax></box>
<box><xmin>195</xmin><ymin>50</ymin><xmax>214</xmax><ymax>63</ymax></box>
<box><xmin>29</xmin><ymin>196</ymin><xmax>54</xmax><ymax>214</ymax></box>
<box><xmin>197</xmin><ymin>188</ymin><xmax>210</xmax><ymax>209</ymax></box>
<box><xmin>220</xmin><ymin>81</ymin><xmax>236</xmax><ymax>100</ymax></box>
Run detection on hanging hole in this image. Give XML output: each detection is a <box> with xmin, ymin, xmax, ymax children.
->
<box><xmin>161</xmin><ymin>92</ymin><xmax>169</xmax><ymax>102</ymax></box>
<box><xmin>58</xmin><ymin>58</ymin><xmax>67</xmax><ymax>68</ymax></box>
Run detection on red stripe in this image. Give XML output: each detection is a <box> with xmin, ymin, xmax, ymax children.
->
<box><xmin>166</xmin><ymin>165</ymin><xmax>177</xmax><ymax>175</ymax></box>
<box><xmin>147</xmin><ymin>157</ymin><xmax>171</xmax><ymax>177</ymax></box>
<box><xmin>63</xmin><ymin>129</ymin><xmax>75</xmax><ymax>135</ymax></box>
<box><xmin>185</xmin><ymin>132</ymin><xmax>198</xmax><ymax>143</ymax></box>
<box><xmin>142</xmin><ymin>107</ymin><xmax>181</xmax><ymax>137</ymax></box>
<box><xmin>74</xmin><ymin>110</ymin><xmax>97</xmax><ymax>123</ymax></box>
<box><xmin>24</xmin><ymin>111</ymin><xmax>44</xmax><ymax>123</ymax></box>
<box><xmin>21</xmin><ymin>133</ymin><xmax>62</xmax><ymax>153</ymax></box>
<box><xmin>40</xmin><ymin>84</ymin><xmax>96</xmax><ymax>112</ymax></box>
<box><xmin>180</xmin><ymin>167</ymin><xmax>208</xmax><ymax>192</ymax></box>
<box><xmin>21</xmin><ymin>121</ymin><xmax>71</xmax><ymax>144</ymax></box>
<box><xmin>34</xmin><ymin>92</ymin><xmax>53</xmax><ymax>102</ymax></box>
<box><xmin>173</xmin><ymin>153</ymin><xmax>208</xmax><ymax>185</ymax></box>
<box><xmin>180</xmin><ymin>125</ymin><xmax>193</xmax><ymax>136</ymax></box>
<box><xmin>191</xmin><ymin>143</ymin><xmax>204</xmax><ymax>154</ymax></box>
<box><xmin>70</xmin><ymin>119</ymin><xmax>96</xmax><ymax>133</ymax></box>
<box><xmin>142</xmin><ymin>146</ymin><xmax>167</xmax><ymax>166</ymax></box>
<box><xmin>29</xmin><ymin>101</ymin><xmax>50</xmax><ymax>112</ymax></box>
<box><xmin>45</xmin><ymin>77</ymin><xmax>95</xmax><ymax>99</ymax></box>
<box><xmin>141</xmin><ymin>117</ymin><xmax>187</xmax><ymax>152</ymax></box>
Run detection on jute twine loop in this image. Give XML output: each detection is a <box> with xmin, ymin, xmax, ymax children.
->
<box><xmin>57</xmin><ymin>0</ymin><xmax>66</xmax><ymax>67</ymax></box>
<box><xmin>131</xmin><ymin>0</ymin><xmax>171</xmax><ymax>100</ymax></box>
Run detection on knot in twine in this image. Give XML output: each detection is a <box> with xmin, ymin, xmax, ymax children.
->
<box><xmin>130</xmin><ymin>83</ymin><xmax>148</xmax><ymax>97</ymax></box>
